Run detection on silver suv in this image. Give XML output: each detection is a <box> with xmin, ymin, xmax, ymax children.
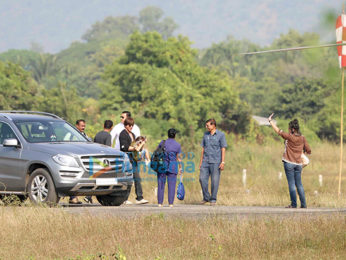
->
<box><xmin>0</xmin><ymin>111</ymin><xmax>133</xmax><ymax>206</ymax></box>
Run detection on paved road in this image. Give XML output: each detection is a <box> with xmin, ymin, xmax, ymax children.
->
<box><xmin>62</xmin><ymin>204</ymin><xmax>346</xmax><ymax>218</ymax></box>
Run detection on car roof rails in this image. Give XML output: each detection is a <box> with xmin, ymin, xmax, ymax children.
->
<box><xmin>0</xmin><ymin>111</ymin><xmax>63</xmax><ymax>120</ymax></box>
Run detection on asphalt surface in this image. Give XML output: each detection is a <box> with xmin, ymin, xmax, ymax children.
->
<box><xmin>62</xmin><ymin>203</ymin><xmax>346</xmax><ymax>219</ymax></box>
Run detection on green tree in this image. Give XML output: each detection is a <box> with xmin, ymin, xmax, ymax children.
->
<box><xmin>36</xmin><ymin>81</ymin><xmax>83</xmax><ymax>121</ymax></box>
<box><xmin>100</xmin><ymin>32</ymin><xmax>250</xmax><ymax>137</ymax></box>
<box><xmin>139</xmin><ymin>6</ymin><xmax>178</xmax><ymax>39</ymax></box>
<box><xmin>274</xmin><ymin>78</ymin><xmax>328</xmax><ymax>121</ymax></box>
<box><xmin>200</xmin><ymin>36</ymin><xmax>261</xmax><ymax>78</ymax></box>
<box><xmin>0</xmin><ymin>49</ymin><xmax>41</xmax><ymax>71</ymax></box>
<box><xmin>0</xmin><ymin>61</ymin><xmax>39</xmax><ymax>110</ymax></box>
<box><xmin>82</xmin><ymin>16</ymin><xmax>139</xmax><ymax>42</ymax></box>
<box><xmin>29</xmin><ymin>53</ymin><xmax>60</xmax><ymax>83</ymax></box>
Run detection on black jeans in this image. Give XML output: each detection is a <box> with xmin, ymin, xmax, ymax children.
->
<box><xmin>128</xmin><ymin>161</ymin><xmax>143</xmax><ymax>201</ymax></box>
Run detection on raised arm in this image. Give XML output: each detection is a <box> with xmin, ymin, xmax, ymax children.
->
<box><xmin>268</xmin><ymin>113</ymin><xmax>280</xmax><ymax>134</ymax></box>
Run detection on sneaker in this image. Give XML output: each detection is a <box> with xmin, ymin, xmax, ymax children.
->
<box><xmin>69</xmin><ymin>198</ymin><xmax>82</xmax><ymax>204</ymax></box>
<box><xmin>285</xmin><ymin>205</ymin><xmax>297</xmax><ymax>208</ymax></box>
<box><xmin>169</xmin><ymin>204</ymin><xmax>174</xmax><ymax>208</ymax></box>
<box><xmin>158</xmin><ymin>204</ymin><xmax>163</xmax><ymax>207</ymax></box>
<box><xmin>136</xmin><ymin>199</ymin><xmax>149</xmax><ymax>204</ymax></box>
<box><xmin>200</xmin><ymin>200</ymin><xmax>208</xmax><ymax>205</ymax></box>
<box><xmin>83</xmin><ymin>196</ymin><xmax>93</xmax><ymax>204</ymax></box>
<box><xmin>210</xmin><ymin>202</ymin><xmax>216</xmax><ymax>206</ymax></box>
<box><xmin>123</xmin><ymin>200</ymin><xmax>133</xmax><ymax>205</ymax></box>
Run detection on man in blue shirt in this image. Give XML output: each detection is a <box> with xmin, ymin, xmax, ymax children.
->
<box><xmin>199</xmin><ymin>118</ymin><xmax>227</xmax><ymax>206</ymax></box>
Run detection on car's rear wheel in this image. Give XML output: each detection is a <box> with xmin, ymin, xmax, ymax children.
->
<box><xmin>27</xmin><ymin>168</ymin><xmax>59</xmax><ymax>205</ymax></box>
<box><xmin>96</xmin><ymin>187</ymin><xmax>131</xmax><ymax>206</ymax></box>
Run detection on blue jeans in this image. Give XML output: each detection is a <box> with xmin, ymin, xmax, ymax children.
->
<box><xmin>199</xmin><ymin>163</ymin><xmax>221</xmax><ymax>203</ymax></box>
<box><xmin>283</xmin><ymin>162</ymin><xmax>306</xmax><ymax>208</ymax></box>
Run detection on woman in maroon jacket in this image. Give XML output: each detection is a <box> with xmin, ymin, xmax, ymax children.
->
<box><xmin>268</xmin><ymin>113</ymin><xmax>311</xmax><ymax>208</ymax></box>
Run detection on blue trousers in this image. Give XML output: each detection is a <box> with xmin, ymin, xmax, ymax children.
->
<box><xmin>199</xmin><ymin>163</ymin><xmax>220</xmax><ymax>203</ymax></box>
<box><xmin>283</xmin><ymin>162</ymin><xmax>306</xmax><ymax>208</ymax></box>
<box><xmin>157</xmin><ymin>172</ymin><xmax>177</xmax><ymax>205</ymax></box>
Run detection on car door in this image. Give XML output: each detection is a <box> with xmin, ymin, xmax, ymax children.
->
<box><xmin>0</xmin><ymin>121</ymin><xmax>27</xmax><ymax>191</ymax></box>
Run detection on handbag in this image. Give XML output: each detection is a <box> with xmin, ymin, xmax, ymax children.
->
<box><xmin>301</xmin><ymin>136</ymin><xmax>310</xmax><ymax>168</ymax></box>
<box><xmin>176</xmin><ymin>175</ymin><xmax>185</xmax><ymax>200</ymax></box>
<box><xmin>301</xmin><ymin>153</ymin><xmax>310</xmax><ymax>168</ymax></box>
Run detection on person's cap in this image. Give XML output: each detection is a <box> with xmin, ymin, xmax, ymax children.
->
<box><xmin>168</xmin><ymin>128</ymin><xmax>179</xmax><ymax>136</ymax></box>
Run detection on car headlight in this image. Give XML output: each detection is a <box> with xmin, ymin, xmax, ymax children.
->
<box><xmin>52</xmin><ymin>154</ymin><xmax>79</xmax><ymax>168</ymax></box>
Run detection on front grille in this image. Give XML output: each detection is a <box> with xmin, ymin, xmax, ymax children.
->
<box><xmin>80</xmin><ymin>155</ymin><xmax>125</xmax><ymax>178</ymax></box>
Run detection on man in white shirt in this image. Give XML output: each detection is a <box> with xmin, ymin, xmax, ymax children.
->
<box><xmin>111</xmin><ymin>111</ymin><xmax>140</xmax><ymax>150</ymax></box>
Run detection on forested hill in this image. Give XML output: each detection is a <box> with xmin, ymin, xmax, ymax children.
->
<box><xmin>0</xmin><ymin>6</ymin><xmax>343</xmax><ymax>144</ymax></box>
<box><xmin>0</xmin><ymin>0</ymin><xmax>341</xmax><ymax>53</ymax></box>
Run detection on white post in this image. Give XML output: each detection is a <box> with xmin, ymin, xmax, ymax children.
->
<box><xmin>278</xmin><ymin>171</ymin><xmax>283</xmax><ymax>180</ymax></box>
<box><xmin>319</xmin><ymin>175</ymin><xmax>323</xmax><ymax>187</ymax></box>
<box><xmin>242</xmin><ymin>169</ymin><xmax>247</xmax><ymax>189</ymax></box>
<box><xmin>154</xmin><ymin>187</ymin><xmax>158</xmax><ymax>196</ymax></box>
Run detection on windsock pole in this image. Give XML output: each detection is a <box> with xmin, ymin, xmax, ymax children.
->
<box><xmin>339</xmin><ymin>68</ymin><xmax>344</xmax><ymax>197</ymax></box>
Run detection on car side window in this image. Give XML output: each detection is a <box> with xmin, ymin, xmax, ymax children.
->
<box><xmin>0</xmin><ymin>122</ymin><xmax>17</xmax><ymax>145</ymax></box>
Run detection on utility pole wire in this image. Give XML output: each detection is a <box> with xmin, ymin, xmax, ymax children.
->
<box><xmin>240</xmin><ymin>43</ymin><xmax>346</xmax><ymax>55</ymax></box>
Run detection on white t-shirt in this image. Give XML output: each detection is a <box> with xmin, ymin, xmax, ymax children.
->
<box><xmin>110</xmin><ymin>122</ymin><xmax>141</xmax><ymax>150</ymax></box>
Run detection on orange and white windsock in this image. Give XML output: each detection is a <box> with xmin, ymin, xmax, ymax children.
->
<box><xmin>336</xmin><ymin>14</ymin><xmax>346</xmax><ymax>68</ymax></box>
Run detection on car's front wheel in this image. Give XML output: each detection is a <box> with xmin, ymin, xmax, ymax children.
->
<box><xmin>96</xmin><ymin>187</ymin><xmax>131</xmax><ymax>206</ymax></box>
<box><xmin>27</xmin><ymin>168</ymin><xmax>59</xmax><ymax>205</ymax></box>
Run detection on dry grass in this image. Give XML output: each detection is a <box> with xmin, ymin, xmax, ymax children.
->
<box><xmin>0</xmin><ymin>207</ymin><xmax>344</xmax><ymax>259</ymax></box>
<box><xmin>130</xmin><ymin>142</ymin><xmax>346</xmax><ymax>207</ymax></box>
<box><xmin>0</xmin><ymin>142</ymin><xmax>345</xmax><ymax>259</ymax></box>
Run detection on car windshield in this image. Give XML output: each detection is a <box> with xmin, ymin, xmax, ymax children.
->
<box><xmin>14</xmin><ymin>120</ymin><xmax>88</xmax><ymax>143</ymax></box>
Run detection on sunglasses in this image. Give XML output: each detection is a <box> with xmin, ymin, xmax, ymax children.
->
<box><xmin>120</xmin><ymin>116</ymin><xmax>124</xmax><ymax>119</ymax></box>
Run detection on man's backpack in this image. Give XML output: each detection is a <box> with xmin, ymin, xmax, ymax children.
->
<box><xmin>150</xmin><ymin>140</ymin><xmax>166</xmax><ymax>173</ymax></box>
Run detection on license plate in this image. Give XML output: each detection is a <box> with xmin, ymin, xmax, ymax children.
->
<box><xmin>96</xmin><ymin>178</ymin><xmax>118</xmax><ymax>185</ymax></box>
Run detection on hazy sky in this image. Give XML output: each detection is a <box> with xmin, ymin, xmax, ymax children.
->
<box><xmin>0</xmin><ymin>0</ymin><xmax>342</xmax><ymax>53</ymax></box>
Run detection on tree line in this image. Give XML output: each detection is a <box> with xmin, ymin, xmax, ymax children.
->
<box><xmin>0</xmin><ymin>6</ymin><xmax>342</xmax><ymax>143</ymax></box>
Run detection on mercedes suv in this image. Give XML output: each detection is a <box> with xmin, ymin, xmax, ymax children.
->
<box><xmin>0</xmin><ymin>111</ymin><xmax>133</xmax><ymax>206</ymax></box>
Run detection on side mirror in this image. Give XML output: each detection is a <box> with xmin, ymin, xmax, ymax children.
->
<box><xmin>3</xmin><ymin>138</ymin><xmax>20</xmax><ymax>148</ymax></box>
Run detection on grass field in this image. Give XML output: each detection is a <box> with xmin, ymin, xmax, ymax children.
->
<box><xmin>0</xmin><ymin>142</ymin><xmax>345</xmax><ymax>259</ymax></box>
<box><xmin>127</xmin><ymin>141</ymin><xmax>346</xmax><ymax>208</ymax></box>
<box><xmin>0</xmin><ymin>207</ymin><xmax>344</xmax><ymax>259</ymax></box>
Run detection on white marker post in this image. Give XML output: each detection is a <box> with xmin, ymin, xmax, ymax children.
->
<box><xmin>319</xmin><ymin>175</ymin><xmax>323</xmax><ymax>187</ymax></box>
<box><xmin>278</xmin><ymin>171</ymin><xmax>283</xmax><ymax>180</ymax></box>
<box><xmin>242</xmin><ymin>169</ymin><xmax>247</xmax><ymax>189</ymax></box>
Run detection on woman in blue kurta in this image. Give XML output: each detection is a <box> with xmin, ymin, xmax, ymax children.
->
<box><xmin>156</xmin><ymin>128</ymin><xmax>182</xmax><ymax>207</ymax></box>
